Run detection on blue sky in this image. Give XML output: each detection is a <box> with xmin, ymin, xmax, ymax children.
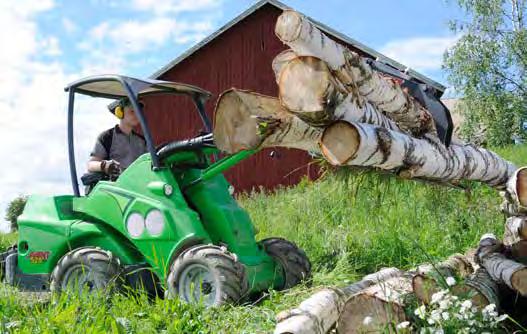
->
<box><xmin>0</xmin><ymin>0</ymin><xmax>466</xmax><ymax>231</ymax></box>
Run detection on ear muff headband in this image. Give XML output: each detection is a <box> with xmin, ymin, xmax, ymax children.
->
<box><xmin>114</xmin><ymin>105</ymin><xmax>124</xmax><ymax>119</ymax></box>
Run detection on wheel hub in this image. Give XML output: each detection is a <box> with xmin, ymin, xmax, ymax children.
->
<box><xmin>178</xmin><ymin>263</ymin><xmax>216</xmax><ymax>306</ymax></box>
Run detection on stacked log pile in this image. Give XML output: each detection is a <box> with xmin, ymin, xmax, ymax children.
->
<box><xmin>213</xmin><ymin>10</ymin><xmax>516</xmax><ymax>189</ymax></box>
<box><xmin>272</xmin><ymin>168</ymin><xmax>527</xmax><ymax>334</ymax></box>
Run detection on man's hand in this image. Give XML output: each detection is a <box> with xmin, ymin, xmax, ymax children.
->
<box><xmin>101</xmin><ymin>160</ymin><xmax>122</xmax><ymax>178</ymax></box>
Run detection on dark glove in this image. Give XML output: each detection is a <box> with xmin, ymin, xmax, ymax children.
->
<box><xmin>101</xmin><ymin>160</ymin><xmax>122</xmax><ymax>179</ymax></box>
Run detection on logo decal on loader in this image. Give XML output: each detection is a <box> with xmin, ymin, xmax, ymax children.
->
<box><xmin>29</xmin><ymin>251</ymin><xmax>50</xmax><ymax>264</ymax></box>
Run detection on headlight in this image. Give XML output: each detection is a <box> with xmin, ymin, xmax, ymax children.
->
<box><xmin>145</xmin><ymin>210</ymin><xmax>164</xmax><ymax>236</ymax></box>
<box><xmin>126</xmin><ymin>212</ymin><xmax>145</xmax><ymax>237</ymax></box>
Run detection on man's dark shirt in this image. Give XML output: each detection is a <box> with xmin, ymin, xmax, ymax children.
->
<box><xmin>90</xmin><ymin>125</ymin><xmax>147</xmax><ymax>169</ymax></box>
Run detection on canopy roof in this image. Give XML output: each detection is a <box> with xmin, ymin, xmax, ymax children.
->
<box><xmin>65</xmin><ymin>75</ymin><xmax>212</xmax><ymax>100</ymax></box>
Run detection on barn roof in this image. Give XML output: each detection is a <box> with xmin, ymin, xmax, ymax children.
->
<box><xmin>150</xmin><ymin>0</ymin><xmax>446</xmax><ymax>92</ymax></box>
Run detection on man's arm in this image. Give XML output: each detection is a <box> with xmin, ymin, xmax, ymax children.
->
<box><xmin>87</xmin><ymin>156</ymin><xmax>104</xmax><ymax>173</ymax></box>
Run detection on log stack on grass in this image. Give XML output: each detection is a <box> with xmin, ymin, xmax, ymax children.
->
<box><xmin>213</xmin><ymin>10</ymin><xmax>516</xmax><ymax>189</ymax></box>
<box><xmin>273</xmin><ymin>232</ymin><xmax>527</xmax><ymax>334</ymax></box>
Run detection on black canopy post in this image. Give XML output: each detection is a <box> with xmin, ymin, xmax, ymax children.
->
<box><xmin>67</xmin><ymin>89</ymin><xmax>80</xmax><ymax>197</ymax></box>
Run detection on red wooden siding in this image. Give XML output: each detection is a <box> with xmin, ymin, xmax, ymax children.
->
<box><xmin>144</xmin><ymin>4</ymin><xmax>369</xmax><ymax>192</ymax></box>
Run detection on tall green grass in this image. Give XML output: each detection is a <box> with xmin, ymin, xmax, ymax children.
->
<box><xmin>0</xmin><ymin>145</ymin><xmax>525</xmax><ymax>333</ymax></box>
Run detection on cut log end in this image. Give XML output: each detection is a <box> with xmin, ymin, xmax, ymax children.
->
<box><xmin>320</xmin><ymin>121</ymin><xmax>360</xmax><ymax>165</ymax></box>
<box><xmin>278</xmin><ymin>56</ymin><xmax>338</xmax><ymax>120</ymax></box>
<box><xmin>511</xmin><ymin>268</ymin><xmax>527</xmax><ymax>296</ymax></box>
<box><xmin>337</xmin><ymin>294</ymin><xmax>406</xmax><ymax>334</ymax></box>
<box><xmin>451</xmin><ymin>284</ymin><xmax>493</xmax><ymax>309</ymax></box>
<box><xmin>517</xmin><ymin>168</ymin><xmax>527</xmax><ymax>207</ymax></box>
<box><xmin>412</xmin><ymin>275</ymin><xmax>439</xmax><ymax>305</ymax></box>
<box><xmin>275</xmin><ymin>10</ymin><xmax>303</xmax><ymax>43</ymax></box>
<box><xmin>213</xmin><ymin>89</ymin><xmax>283</xmax><ymax>154</ymax></box>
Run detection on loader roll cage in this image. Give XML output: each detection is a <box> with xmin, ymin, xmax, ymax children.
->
<box><xmin>65</xmin><ymin>74</ymin><xmax>214</xmax><ymax>197</ymax></box>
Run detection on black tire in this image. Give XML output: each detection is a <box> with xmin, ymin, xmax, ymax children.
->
<box><xmin>50</xmin><ymin>247</ymin><xmax>122</xmax><ymax>295</ymax></box>
<box><xmin>166</xmin><ymin>244</ymin><xmax>247</xmax><ymax>306</ymax></box>
<box><xmin>0</xmin><ymin>245</ymin><xmax>17</xmax><ymax>282</ymax></box>
<box><xmin>261</xmin><ymin>238</ymin><xmax>311</xmax><ymax>290</ymax></box>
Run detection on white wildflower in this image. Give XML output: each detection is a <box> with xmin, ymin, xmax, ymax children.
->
<box><xmin>438</xmin><ymin>299</ymin><xmax>451</xmax><ymax>310</ymax></box>
<box><xmin>446</xmin><ymin>276</ymin><xmax>456</xmax><ymax>286</ymax></box>
<box><xmin>415</xmin><ymin>305</ymin><xmax>427</xmax><ymax>320</ymax></box>
<box><xmin>362</xmin><ymin>316</ymin><xmax>373</xmax><ymax>325</ymax></box>
<box><xmin>430</xmin><ymin>309</ymin><xmax>442</xmax><ymax>323</ymax></box>
<box><xmin>461</xmin><ymin>300</ymin><xmax>472</xmax><ymax>309</ymax></box>
<box><xmin>483</xmin><ymin>304</ymin><xmax>496</xmax><ymax>313</ymax></box>
<box><xmin>441</xmin><ymin>311</ymin><xmax>450</xmax><ymax>320</ymax></box>
<box><xmin>396</xmin><ymin>321</ymin><xmax>410</xmax><ymax>329</ymax></box>
<box><xmin>430</xmin><ymin>290</ymin><xmax>448</xmax><ymax>304</ymax></box>
<box><xmin>495</xmin><ymin>314</ymin><xmax>508</xmax><ymax>322</ymax></box>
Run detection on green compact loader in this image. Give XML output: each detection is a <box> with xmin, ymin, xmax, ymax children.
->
<box><xmin>0</xmin><ymin>75</ymin><xmax>310</xmax><ymax>306</ymax></box>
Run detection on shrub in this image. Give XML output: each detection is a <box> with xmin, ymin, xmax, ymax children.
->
<box><xmin>4</xmin><ymin>196</ymin><xmax>27</xmax><ymax>231</ymax></box>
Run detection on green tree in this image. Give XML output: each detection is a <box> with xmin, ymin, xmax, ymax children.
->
<box><xmin>5</xmin><ymin>196</ymin><xmax>27</xmax><ymax>231</ymax></box>
<box><xmin>444</xmin><ymin>0</ymin><xmax>527</xmax><ymax>146</ymax></box>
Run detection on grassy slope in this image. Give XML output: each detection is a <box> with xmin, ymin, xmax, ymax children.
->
<box><xmin>1</xmin><ymin>145</ymin><xmax>526</xmax><ymax>333</ymax></box>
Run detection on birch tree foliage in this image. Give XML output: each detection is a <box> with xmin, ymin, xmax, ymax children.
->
<box><xmin>444</xmin><ymin>0</ymin><xmax>527</xmax><ymax>146</ymax></box>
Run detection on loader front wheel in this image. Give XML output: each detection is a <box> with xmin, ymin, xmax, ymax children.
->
<box><xmin>261</xmin><ymin>238</ymin><xmax>311</xmax><ymax>290</ymax></box>
<box><xmin>166</xmin><ymin>245</ymin><xmax>247</xmax><ymax>307</ymax></box>
<box><xmin>50</xmin><ymin>247</ymin><xmax>122</xmax><ymax>295</ymax></box>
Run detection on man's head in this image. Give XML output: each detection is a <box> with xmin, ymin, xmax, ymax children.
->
<box><xmin>121</xmin><ymin>99</ymin><xmax>143</xmax><ymax>127</ymax></box>
<box><xmin>111</xmin><ymin>98</ymin><xmax>144</xmax><ymax>127</ymax></box>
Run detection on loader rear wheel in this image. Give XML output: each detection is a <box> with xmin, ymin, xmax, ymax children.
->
<box><xmin>166</xmin><ymin>245</ymin><xmax>248</xmax><ymax>307</ymax></box>
<box><xmin>50</xmin><ymin>247</ymin><xmax>122</xmax><ymax>295</ymax></box>
<box><xmin>261</xmin><ymin>238</ymin><xmax>311</xmax><ymax>290</ymax></box>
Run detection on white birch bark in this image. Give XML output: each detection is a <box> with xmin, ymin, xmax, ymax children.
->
<box><xmin>273</xmin><ymin>268</ymin><xmax>401</xmax><ymax>334</ymax></box>
<box><xmin>505</xmin><ymin>167</ymin><xmax>527</xmax><ymax>214</ymax></box>
<box><xmin>320</xmin><ymin>121</ymin><xmax>516</xmax><ymax>188</ymax></box>
<box><xmin>275</xmin><ymin>10</ymin><xmax>435</xmax><ymax>136</ymax></box>
<box><xmin>477</xmin><ymin>234</ymin><xmax>527</xmax><ymax>296</ymax></box>
<box><xmin>503</xmin><ymin>216</ymin><xmax>527</xmax><ymax>245</ymax></box>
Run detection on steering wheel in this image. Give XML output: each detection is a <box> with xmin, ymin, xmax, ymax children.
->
<box><xmin>156</xmin><ymin>133</ymin><xmax>216</xmax><ymax>162</ymax></box>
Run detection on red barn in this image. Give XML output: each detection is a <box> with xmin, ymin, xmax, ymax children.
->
<box><xmin>147</xmin><ymin>0</ymin><xmax>445</xmax><ymax>192</ymax></box>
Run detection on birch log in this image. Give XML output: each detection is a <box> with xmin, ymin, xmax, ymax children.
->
<box><xmin>273</xmin><ymin>268</ymin><xmax>401</xmax><ymax>334</ymax></box>
<box><xmin>320</xmin><ymin>121</ymin><xmax>516</xmax><ymax>188</ymax></box>
<box><xmin>477</xmin><ymin>234</ymin><xmax>527</xmax><ymax>296</ymax></box>
<box><xmin>213</xmin><ymin>89</ymin><xmax>322</xmax><ymax>154</ymax></box>
<box><xmin>451</xmin><ymin>268</ymin><xmax>501</xmax><ymax>309</ymax></box>
<box><xmin>275</xmin><ymin>10</ymin><xmax>435</xmax><ymax>136</ymax></box>
<box><xmin>276</xmin><ymin>55</ymin><xmax>401</xmax><ymax>131</ymax></box>
<box><xmin>336</xmin><ymin>273</ymin><xmax>413</xmax><ymax>333</ymax></box>
<box><xmin>502</xmin><ymin>167</ymin><xmax>527</xmax><ymax>216</ymax></box>
<box><xmin>503</xmin><ymin>216</ymin><xmax>527</xmax><ymax>246</ymax></box>
<box><xmin>412</xmin><ymin>253</ymin><xmax>474</xmax><ymax>304</ymax></box>
<box><xmin>510</xmin><ymin>240</ymin><xmax>527</xmax><ymax>264</ymax></box>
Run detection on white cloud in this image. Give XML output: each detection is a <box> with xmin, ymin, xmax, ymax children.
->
<box><xmin>0</xmin><ymin>1</ymin><xmax>114</xmax><ymax>232</ymax></box>
<box><xmin>132</xmin><ymin>0</ymin><xmax>221</xmax><ymax>15</ymax></box>
<box><xmin>81</xmin><ymin>17</ymin><xmax>214</xmax><ymax>55</ymax></box>
<box><xmin>380</xmin><ymin>35</ymin><xmax>459</xmax><ymax>72</ymax></box>
<box><xmin>62</xmin><ymin>18</ymin><xmax>77</xmax><ymax>34</ymax></box>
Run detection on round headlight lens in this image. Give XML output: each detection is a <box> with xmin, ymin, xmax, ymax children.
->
<box><xmin>145</xmin><ymin>210</ymin><xmax>164</xmax><ymax>236</ymax></box>
<box><xmin>126</xmin><ymin>212</ymin><xmax>145</xmax><ymax>237</ymax></box>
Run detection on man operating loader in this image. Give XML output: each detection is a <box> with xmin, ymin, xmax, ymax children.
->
<box><xmin>86</xmin><ymin>98</ymin><xmax>147</xmax><ymax>180</ymax></box>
